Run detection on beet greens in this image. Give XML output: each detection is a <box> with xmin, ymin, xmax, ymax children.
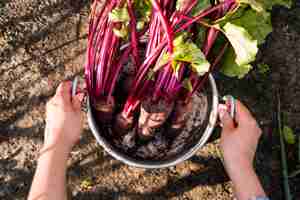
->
<box><xmin>85</xmin><ymin>0</ymin><xmax>292</xmax><ymax>127</ymax></box>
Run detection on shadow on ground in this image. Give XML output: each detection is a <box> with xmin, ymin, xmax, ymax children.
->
<box><xmin>72</xmin><ymin>155</ymin><xmax>228</xmax><ymax>200</ymax></box>
<box><xmin>1</xmin><ymin>0</ymin><xmax>300</xmax><ymax>200</ymax></box>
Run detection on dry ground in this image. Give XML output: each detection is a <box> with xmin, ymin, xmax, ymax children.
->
<box><xmin>0</xmin><ymin>0</ymin><xmax>299</xmax><ymax>199</ymax></box>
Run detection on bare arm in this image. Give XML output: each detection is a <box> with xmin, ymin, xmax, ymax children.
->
<box><xmin>29</xmin><ymin>144</ymin><xmax>70</xmax><ymax>200</ymax></box>
<box><xmin>28</xmin><ymin>82</ymin><xmax>83</xmax><ymax>200</ymax></box>
<box><xmin>219</xmin><ymin>99</ymin><xmax>267</xmax><ymax>200</ymax></box>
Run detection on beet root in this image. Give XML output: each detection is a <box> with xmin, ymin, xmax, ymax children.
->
<box><xmin>93</xmin><ymin>97</ymin><xmax>115</xmax><ymax>124</ymax></box>
<box><xmin>138</xmin><ymin>99</ymin><xmax>174</xmax><ymax>139</ymax></box>
<box><xmin>170</xmin><ymin>99</ymin><xmax>193</xmax><ymax>131</ymax></box>
<box><xmin>113</xmin><ymin>112</ymin><xmax>134</xmax><ymax>135</ymax></box>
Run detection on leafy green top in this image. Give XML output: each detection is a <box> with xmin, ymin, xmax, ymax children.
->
<box><xmin>159</xmin><ymin>34</ymin><xmax>210</xmax><ymax>77</ymax></box>
<box><xmin>109</xmin><ymin>5</ymin><xmax>130</xmax><ymax>38</ymax></box>
<box><xmin>215</xmin><ymin>0</ymin><xmax>292</xmax><ymax>78</ymax></box>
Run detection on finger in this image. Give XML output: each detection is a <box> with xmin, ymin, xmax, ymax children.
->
<box><xmin>54</xmin><ymin>81</ymin><xmax>72</xmax><ymax>103</ymax></box>
<box><xmin>218</xmin><ymin>104</ymin><xmax>235</xmax><ymax>132</ymax></box>
<box><xmin>234</xmin><ymin>100</ymin><xmax>256</xmax><ymax>125</ymax></box>
<box><xmin>72</xmin><ymin>93</ymin><xmax>84</xmax><ymax>111</ymax></box>
<box><xmin>46</xmin><ymin>98</ymin><xmax>55</xmax><ymax>111</ymax></box>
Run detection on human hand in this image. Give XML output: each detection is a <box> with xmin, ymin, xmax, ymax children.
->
<box><xmin>44</xmin><ymin>81</ymin><xmax>83</xmax><ymax>153</ymax></box>
<box><xmin>218</xmin><ymin>99</ymin><xmax>262</xmax><ymax>173</ymax></box>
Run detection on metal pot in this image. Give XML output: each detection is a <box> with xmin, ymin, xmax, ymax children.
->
<box><xmin>85</xmin><ymin>74</ymin><xmax>219</xmax><ymax>169</ymax></box>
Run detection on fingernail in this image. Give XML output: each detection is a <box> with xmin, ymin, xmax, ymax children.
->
<box><xmin>219</xmin><ymin>107</ymin><xmax>226</xmax><ymax>120</ymax></box>
<box><xmin>218</xmin><ymin>104</ymin><xmax>228</xmax><ymax>120</ymax></box>
<box><xmin>77</xmin><ymin>93</ymin><xmax>84</xmax><ymax>102</ymax></box>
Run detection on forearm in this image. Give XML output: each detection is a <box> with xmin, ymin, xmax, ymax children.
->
<box><xmin>225</xmin><ymin>159</ymin><xmax>266</xmax><ymax>200</ymax></box>
<box><xmin>28</xmin><ymin>145</ymin><xmax>70</xmax><ymax>200</ymax></box>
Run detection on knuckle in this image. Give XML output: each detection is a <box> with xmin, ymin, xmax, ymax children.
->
<box><xmin>46</xmin><ymin>99</ymin><xmax>53</xmax><ymax>108</ymax></box>
<box><xmin>248</xmin><ymin>118</ymin><xmax>258</xmax><ymax>127</ymax></box>
<box><xmin>256</xmin><ymin>126</ymin><xmax>262</xmax><ymax>136</ymax></box>
<box><xmin>56</xmin><ymin>88</ymin><xmax>65</xmax><ymax>98</ymax></box>
<box><xmin>251</xmin><ymin>121</ymin><xmax>262</xmax><ymax>136</ymax></box>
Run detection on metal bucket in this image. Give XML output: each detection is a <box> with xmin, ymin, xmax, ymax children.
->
<box><xmin>86</xmin><ymin>74</ymin><xmax>219</xmax><ymax>169</ymax></box>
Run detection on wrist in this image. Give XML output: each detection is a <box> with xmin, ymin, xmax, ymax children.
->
<box><xmin>40</xmin><ymin>142</ymin><xmax>72</xmax><ymax>159</ymax></box>
<box><xmin>224</xmin><ymin>158</ymin><xmax>266</xmax><ymax>199</ymax></box>
<box><xmin>223</xmin><ymin>155</ymin><xmax>254</xmax><ymax>177</ymax></box>
<box><xmin>43</xmin><ymin>128</ymin><xmax>75</xmax><ymax>154</ymax></box>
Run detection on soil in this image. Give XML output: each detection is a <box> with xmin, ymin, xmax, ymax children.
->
<box><xmin>101</xmin><ymin>90</ymin><xmax>209</xmax><ymax>161</ymax></box>
<box><xmin>0</xmin><ymin>0</ymin><xmax>299</xmax><ymax>200</ymax></box>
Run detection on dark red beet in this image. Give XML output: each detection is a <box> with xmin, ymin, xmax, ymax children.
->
<box><xmin>170</xmin><ymin>98</ymin><xmax>193</xmax><ymax>130</ymax></box>
<box><xmin>113</xmin><ymin>111</ymin><xmax>134</xmax><ymax>135</ymax></box>
<box><xmin>93</xmin><ymin>97</ymin><xmax>115</xmax><ymax>124</ymax></box>
<box><xmin>138</xmin><ymin>98</ymin><xmax>174</xmax><ymax>139</ymax></box>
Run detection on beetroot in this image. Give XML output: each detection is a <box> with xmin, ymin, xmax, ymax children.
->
<box><xmin>138</xmin><ymin>98</ymin><xmax>174</xmax><ymax>139</ymax></box>
<box><xmin>170</xmin><ymin>99</ymin><xmax>193</xmax><ymax>130</ymax></box>
<box><xmin>114</xmin><ymin>112</ymin><xmax>134</xmax><ymax>135</ymax></box>
<box><xmin>93</xmin><ymin>97</ymin><xmax>115</xmax><ymax>123</ymax></box>
<box><xmin>84</xmin><ymin>0</ymin><xmax>274</xmax><ymax>150</ymax></box>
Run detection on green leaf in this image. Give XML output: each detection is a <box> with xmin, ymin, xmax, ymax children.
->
<box><xmin>158</xmin><ymin>34</ymin><xmax>210</xmax><ymax>76</ymax></box>
<box><xmin>257</xmin><ymin>63</ymin><xmax>270</xmax><ymax>74</ymax></box>
<box><xmin>80</xmin><ymin>178</ymin><xmax>93</xmax><ymax>189</ymax></box>
<box><xmin>134</xmin><ymin>0</ymin><xmax>152</xmax><ymax>24</ymax></box>
<box><xmin>239</xmin><ymin>0</ymin><xmax>293</xmax><ymax>10</ymax></box>
<box><xmin>146</xmin><ymin>68</ymin><xmax>155</xmax><ymax>81</ymax></box>
<box><xmin>266</xmin><ymin>0</ymin><xmax>293</xmax><ymax>9</ymax></box>
<box><xmin>176</xmin><ymin>0</ymin><xmax>185</xmax><ymax>10</ymax></box>
<box><xmin>137</xmin><ymin>21</ymin><xmax>145</xmax><ymax>30</ymax></box>
<box><xmin>113</xmin><ymin>26</ymin><xmax>128</xmax><ymax>38</ymax></box>
<box><xmin>156</xmin><ymin>49</ymin><xmax>170</xmax><ymax>71</ymax></box>
<box><xmin>182</xmin><ymin>78</ymin><xmax>193</xmax><ymax>92</ymax></box>
<box><xmin>221</xmin><ymin>47</ymin><xmax>253</xmax><ymax>78</ymax></box>
<box><xmin>176</xmin><ymin>0</ymin><xmax>192</xmax><ymax>11</ymax></box>
<box><xmin>195</xmin><ymin>26</ymin><xmax>208</xmax><ymax>47</ymax></box>
<box><xmin>215</xmin><ymin>5</ymin><xmax>272</xmax><ymax>45</ymax></box>
<box><xmin>222</xmin><ymin>22</ymin><xmax>258</xmax><ymax>66</ymax></box>
<box><xmin>283</xmin><ymin>126</ymin><xmax>296</xmax><ymax>144</ymax></box>
<box><xmin>176</xmin><ymin>0</ymin><xmax>211</xmax><ymax>16</ymax></box>
<box><xmin>109</xmin><ymin>6</ymin><xmax>130</xmax><ymax>23</ymax></box>
<box><xmin>172</xmin><ymin>62</ymin><xmax>181</xmax><ymax>78</ymax></box>
<box><xmin>210</xmin><ymin>34</ymin><xmax>228</xmax><ymax>57</ymax></box>
<box><xmin>239</xmin><ymin>0</ymin><xmax>265</xmax><ymax>12</ymax></box>
<box><xmin>191</xmin><ymin>0</ymin><xmax>211</xmax><ymax>16</ymax></box>
<box><xmin>228</xmin><ymin>9</ymin><xmax>272</xmax><ymax>44</ymax></box>
<box><xmin>173</xmin><ymin>39</ymin><xmax>210</xmax><ymax>76</ymax></box>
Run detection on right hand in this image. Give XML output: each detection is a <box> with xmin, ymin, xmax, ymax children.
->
<box><xmin>218</xmin><ymin>99</ymin><xmax>262</xmax><ymax>173</ymax></box>
<box><xmin>44</xmin><ymin>82</ymin><xmax>84</xmax><ymax>153</ymax></box>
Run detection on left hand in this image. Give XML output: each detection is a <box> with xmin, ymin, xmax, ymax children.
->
<box><xmin>44</xmin><ymin>81</ymin><xmax>83</xmax><ymax>152</ymax></box>
<box><xmin>219</xmin><ymin>99</ymin><xmax>262</xmax><ymax>173</ymax></box>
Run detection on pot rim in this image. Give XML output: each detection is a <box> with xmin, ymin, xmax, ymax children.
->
<box><xmin>87</xmin><ymin>74</ymin><xmax>219</xmax><ymax>169</ymax></box>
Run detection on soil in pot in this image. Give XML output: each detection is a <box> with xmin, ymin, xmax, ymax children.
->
<box><xmin>92</xmin><ymin>74</ymin><xmax>211</xmax><ymax>161</ymax></box>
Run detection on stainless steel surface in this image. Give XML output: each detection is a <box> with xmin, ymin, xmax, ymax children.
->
<box><xmin>71</xmin><ymin>76</ymin><xmax>79</xmax><ymax>97</ymax></box>
<box><xmin>87</xmin><ymin>74</ymin><xmax>219</xmax><ymax>169</ymax></box>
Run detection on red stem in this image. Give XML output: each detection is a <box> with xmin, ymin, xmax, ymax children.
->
<box><xmin>104</xmin><ymin>35</ymin><xmax>119</xmax><ymax>93</ymax></box>
<box><xmin>150</xmin><ymin>0</ymin><xmax>174</xmax><ymax>53</ymax></box>
<box><xmin>175</xmin><ymin>2</ymin><xmax>226</xmax><ymax>33</ymax></box>
<box><xmin>127</xmin><ymin>0</ymin><xmax>140</xmax><ymax>69</ymax></box>
<box><xmin>181</xmin><ymin>0</ymin><xmax>198</xmax><ymax>14</ymax></box>
<box><xmin>191</xmin><ymin>42</ymin><xmax>229</xmax><ymax>95</ymax></box>
<box><xmin>108</xmin><ymin>47</ymin><xmax>131</xmax><ymax>100</ymax></box>
<box><xmin>203</xmin><ymin>28</ymin><xmax>220</xmax><ymax>56</ymax></box>
<box><xmin>95</xmin><ymin>23</ymin><xmax>113</xmax><ymax>97</ymax></box>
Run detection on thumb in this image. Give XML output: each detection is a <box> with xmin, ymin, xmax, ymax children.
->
<box><xmin>218</xmin><ymin>104</ymin><xmax>235</xmax><ymax>131</ymax></box>
<box><xmin>72</xmin><ymin>93</ymin><xmax>84</xmax><ymax>111</ymax></box>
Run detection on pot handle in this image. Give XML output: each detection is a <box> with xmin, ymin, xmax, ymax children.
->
<box><xmin>71</xmin><ymin>76</ymin><xmax>88</xmax><ymax>112</ymax></box>
<box><xmin>218</xmin><ymin>95</ymin><xmax>236</xmax><ymax>126</ymax></box>
<box><xmin>223</xmin><ymin>95</ymin><xmax>236</xmax><ymax>120</ymax></box>
<box><xmin>71</xmin><ymin>76</ymin><xmax>79</xmax><ymax>98</ymax></box>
